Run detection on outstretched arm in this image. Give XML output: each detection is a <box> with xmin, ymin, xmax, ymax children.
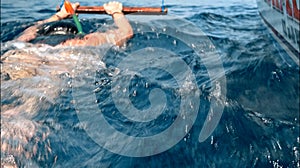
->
<box><xmin>61</xmin><ymin>1</ymin><xmax>133</xmax><ymax>47</ymax></box>
<box><xmin>17</xmin><ymin>3</ymin><xmax>80</xmax><ymax>42</ymax></box>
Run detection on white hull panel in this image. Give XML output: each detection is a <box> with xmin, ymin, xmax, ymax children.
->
<box><xmin>257</xmin><ymin>0</ymin><xmax>299</xmax><ymax>62</ymax></box>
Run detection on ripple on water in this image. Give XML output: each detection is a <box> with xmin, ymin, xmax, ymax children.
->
<box><xmin>1</xmin><ymin>3</ymin><xmax>299</xmax><ymax>167</ymax></box>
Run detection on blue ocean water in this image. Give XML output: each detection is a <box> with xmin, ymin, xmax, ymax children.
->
<box><xmin>1</xmin><ymin>0</ymin><xmax>299</xmax><ymax>167</ymax></box>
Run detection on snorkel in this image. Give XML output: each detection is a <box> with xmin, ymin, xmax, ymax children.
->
<box><xmin>63</xmin><ymin>0</ymin><xmax>84</xmax><ymax>35</ymax></box>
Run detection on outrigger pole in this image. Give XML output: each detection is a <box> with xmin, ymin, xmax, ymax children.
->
<box><xmin>60</xmin><ymin>0</ymin><xmax>167</xmax><ymax>35</ymax></box>
<box><xmin>73</xmin><ymin>6</ymin><xmax>168</xmax><ymax>15</ymax></box>
<box><xmin>58</xmin><ymin>0</ymin><xmax>167</xmax><ymax>15</ymax></box>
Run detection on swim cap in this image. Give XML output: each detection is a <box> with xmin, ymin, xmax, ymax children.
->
<box><xmin>37</xmin><ymin>21</ymin><xmax>78</xmax><ymax>35</ymax></box>
<box><xmin>31</xmin><ymin>21</ymin><xmax>79</xmax><ymax>46</ymax></box>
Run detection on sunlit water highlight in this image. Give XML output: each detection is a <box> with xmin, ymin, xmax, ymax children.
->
<box><xmin>1</xmin><ymin>0</ymin><xmax>299</xmax><ymax>167</ymax></box>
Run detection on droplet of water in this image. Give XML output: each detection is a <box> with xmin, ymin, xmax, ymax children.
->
<box><xmin>185</xmin><ymin>125</ymin><xmax>188</xmax><ymax>133</ymax></box>
<box><xmin>93</xmin><ymin>88</ymin><xmax>101</xmax><ymax>93</ymax></box>
<box><xmin>132</xmin><ymin>90</ymin><xmax>137</xmax><ymax>97</ymax></box>
<box><xmin>173</xmin><ymin>40</ymin><xmax>177</xmax><ymax>45</ymax></box>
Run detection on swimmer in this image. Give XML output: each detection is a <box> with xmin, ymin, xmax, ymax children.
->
<box><xmin>1</xmin><ymin>2</ymin><xmax>133</xmax><ymax>167</ymax></box>
<box><xmin>1</xmin><ymin>1</ymin><xmax>132</xmax><ymax>80</ymax></box>
<box><xmin>17</xmin><ymin>1</ymin><xmax>133</xmax><ymax>47</ymax></box>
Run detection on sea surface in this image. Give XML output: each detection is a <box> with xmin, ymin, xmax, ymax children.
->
<box><xmin>1</xmin><ymin>0</ymin><xmax>299</xmax><ymax>167</ymax></box>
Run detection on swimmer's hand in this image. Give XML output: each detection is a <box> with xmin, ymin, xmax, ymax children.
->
<box><xmin>103</xmin><ymin>1</ymin><xmax>123</xmax><ymax>15</ymax></box>
<box><xmin>17</xmin><ymin>2</ymin><xmax>80</xmax><ymax>42</ymax></box>
<box><xmin>56</xmin><ymin>2</ymin><xmax>80</xmax><ymax>20</ymax></box>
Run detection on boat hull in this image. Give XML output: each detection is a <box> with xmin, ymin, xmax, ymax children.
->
<box><xmin>257</xmin><ymin>0</ymin><xmax>299</xmax><ymax>63</ymax></box>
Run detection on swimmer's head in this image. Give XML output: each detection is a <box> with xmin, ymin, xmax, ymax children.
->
<box><xmin>31</xmin><ymin>21</ymin><xmax>79</xmax><ymax>46</ymax></box>
<box><xmin>37</xmin><ymin>21</ymin><xmax>78</xmax><ymax>35</ymax></box>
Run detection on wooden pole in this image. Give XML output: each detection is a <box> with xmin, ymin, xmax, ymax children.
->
<box><xmin>74</xmin><ymin>6</ymin><xmax>168</xmax><ymax>15</ymax></box>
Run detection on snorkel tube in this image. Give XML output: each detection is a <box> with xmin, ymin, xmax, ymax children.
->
<box><xmin>64</xmin><ymin>0</ymin><xmax>84</xmax><ymax>35</ymax></box>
